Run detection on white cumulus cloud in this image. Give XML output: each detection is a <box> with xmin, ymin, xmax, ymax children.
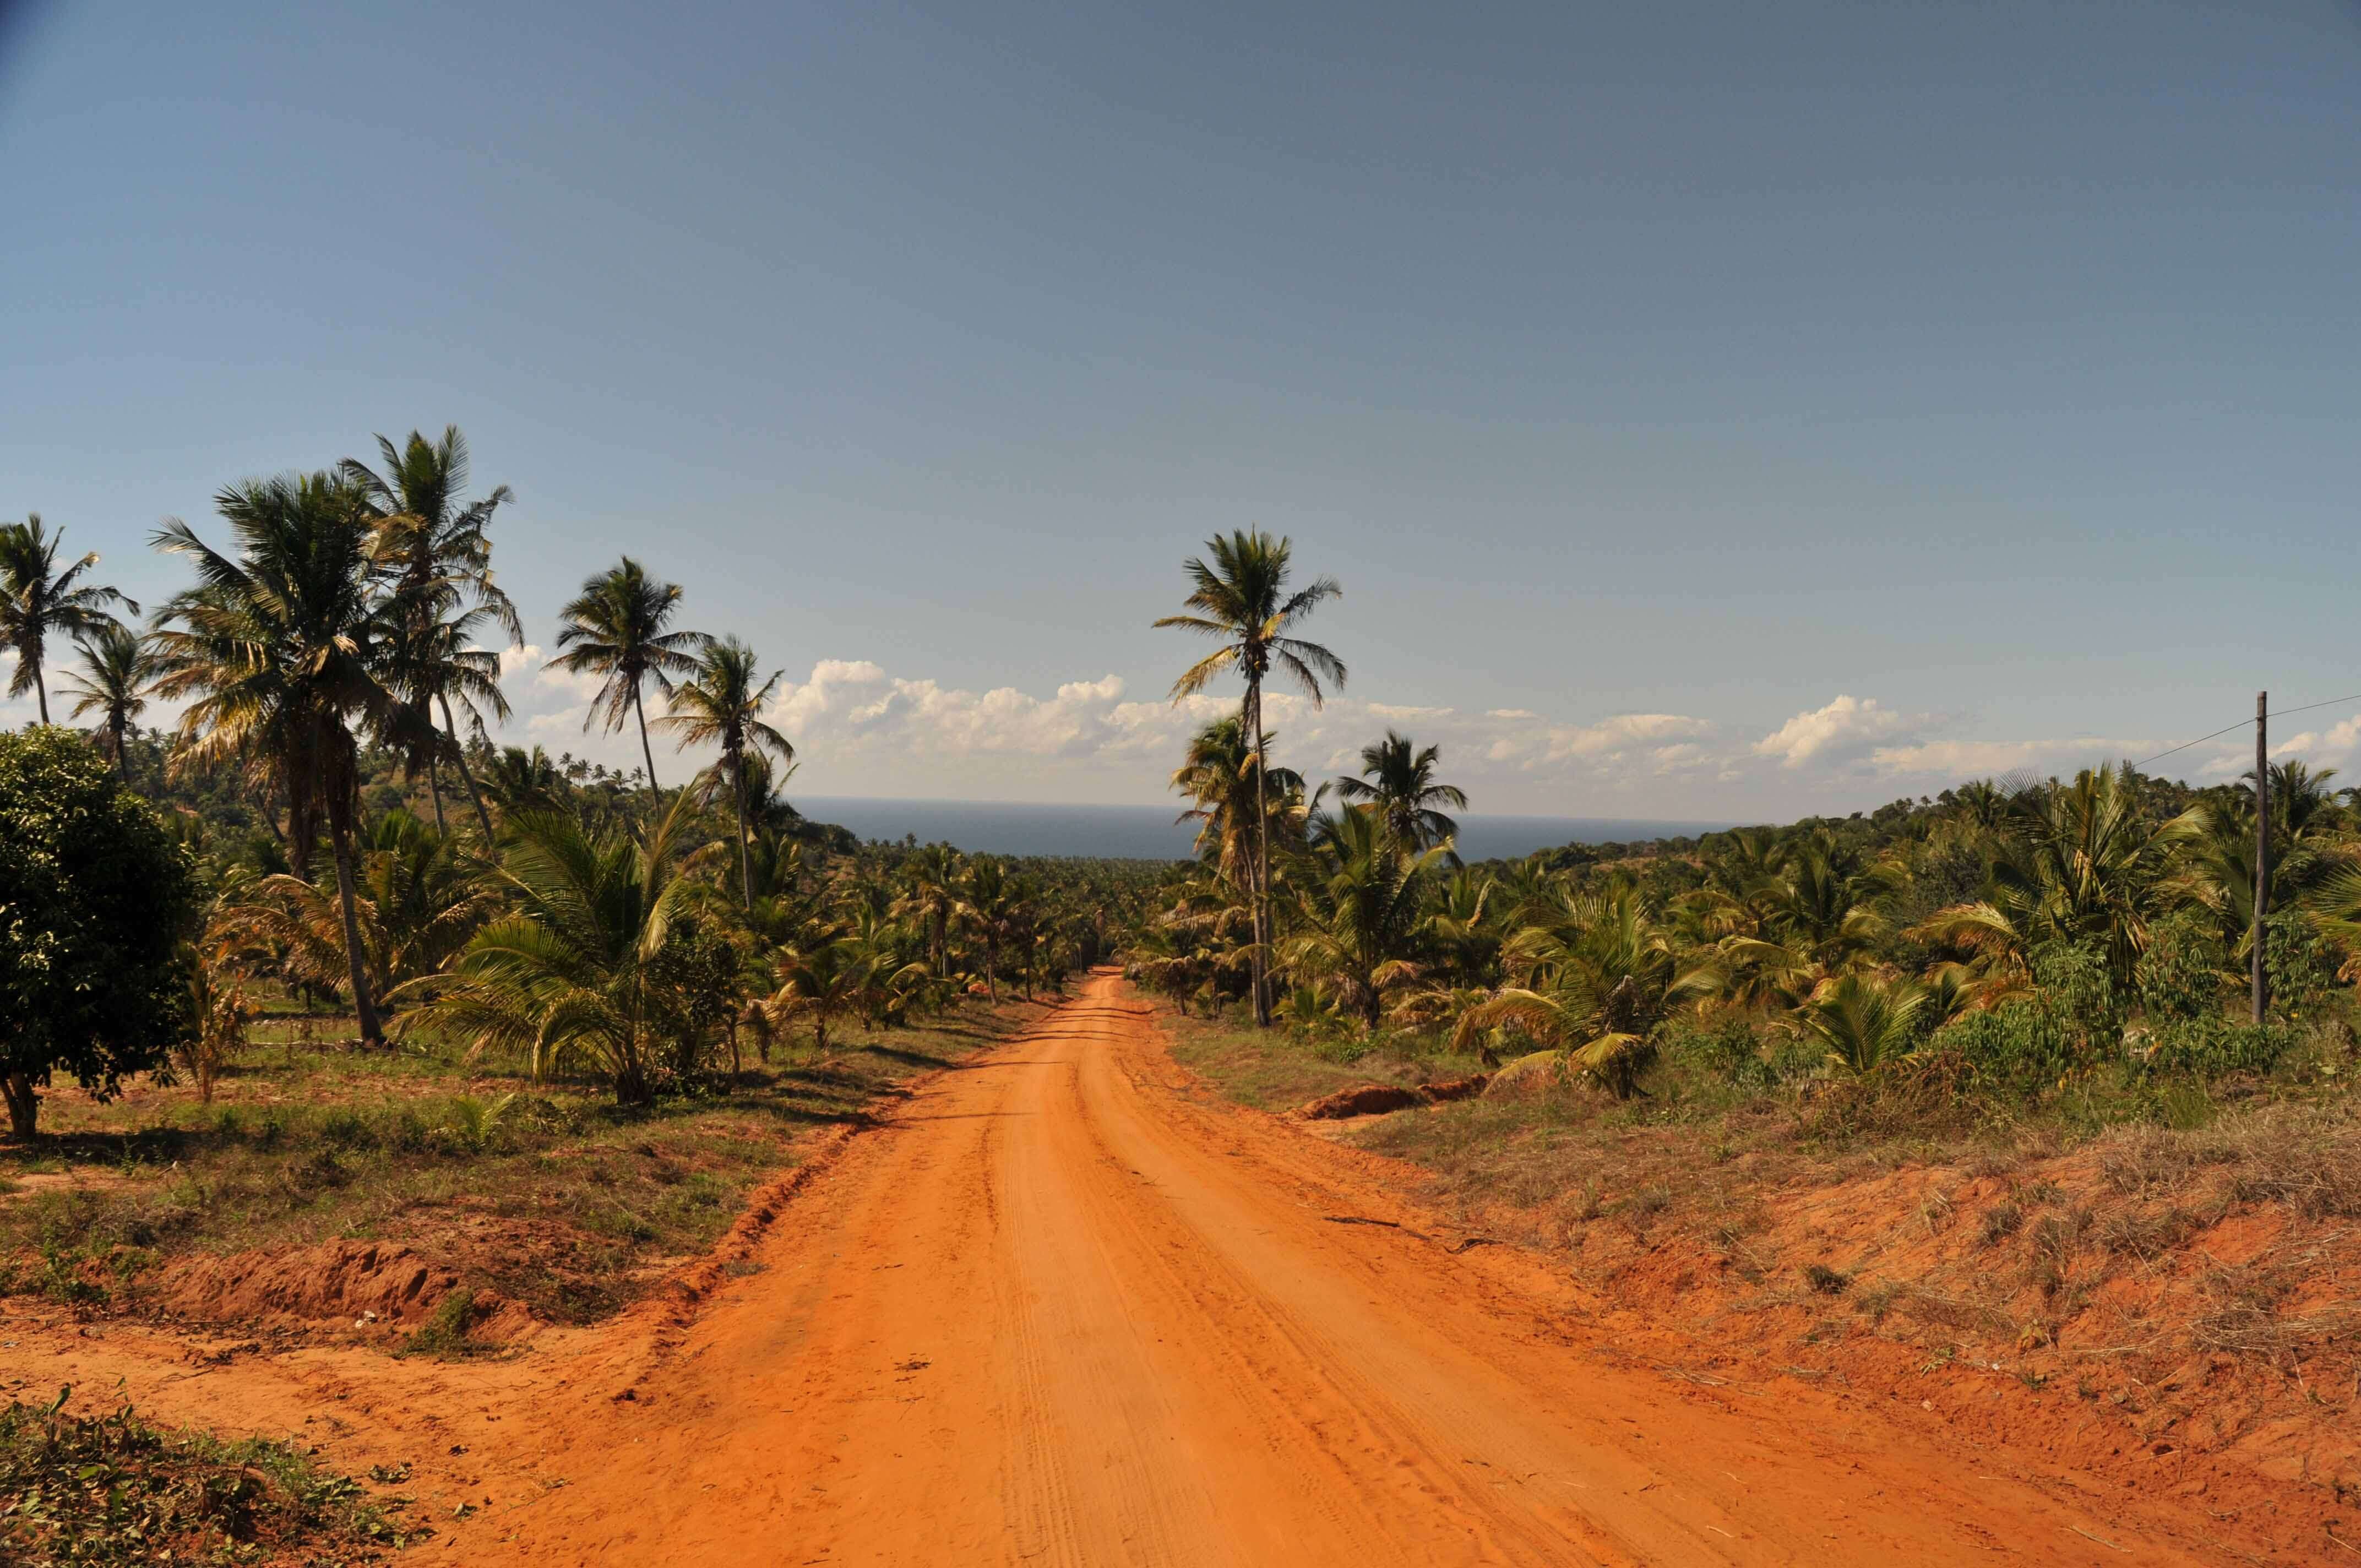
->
<box><xmin>1754</xmin><ymin>695</ymin><xmax>1916</xmax><ymax>769</ymax></box>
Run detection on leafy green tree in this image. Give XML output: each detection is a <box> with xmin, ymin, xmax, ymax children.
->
<box><xmin>0</xmin><ymin>514</ymin><xmax>136</xmax><ymax>725</ymax></box>
<box><xmin>148</xmin><ymin>473</ymin><xmax>399</xmax><ymax>1047</ymax></box>
<box><xmin>547</xmin><ymin>557</ymin><xmax>704</xmax><ymax>798</ymax></box>
<box><xmin>1911</xmin><ymin>764</ymin><xmax>2195</xmax><ymax>1000</ymax></box>
<box><xmin>59</xmin><ymin>623</ymin><xmax>151</xmax><ymax>785</ymax></box>
<box><xmin>1335</xmin><ymin>729</ymin><xmax>1467</xmax><ymax>853</ymax></box>
<box><xmin>1156</xmin><ymin>531</ymin><xmax>1344</xmax><ymax>1027</ymax></box>
<box><xmin>959</xmin><ymin>855</ymin><xmax>1021</xmax><ymax>1000</ymax></box>
<box><xmin>0</xmin><ymin>729</ymin><xmax>197</xmax><ymax>1137</ymax></box>
<box><xmin>655</xmin><ymin>635</ymin><xmax>793</xmax><ymax>907</ymax></box>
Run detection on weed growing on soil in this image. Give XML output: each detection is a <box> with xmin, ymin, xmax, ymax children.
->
<box><xmin>0</xmin><ymin>1386</ymin><xmax>418</xmax><ymax>1565</ymax></box>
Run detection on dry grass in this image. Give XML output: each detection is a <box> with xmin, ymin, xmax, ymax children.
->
<box><xmin>0</xmin><ymin>997</ymin><xmax>1051</xmax><ymax>1329</ymax></box>
<box><xmin>1162</xmin><ymin>1003</ymin><xmax>2361</xmax><ymax>1386</ymax></box>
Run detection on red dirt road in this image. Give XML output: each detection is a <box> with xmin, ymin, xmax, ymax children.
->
<box><xmin>483</xmin><ymin>975</ymin><xmax>2214</xmax><ymax>1566</ymax></box>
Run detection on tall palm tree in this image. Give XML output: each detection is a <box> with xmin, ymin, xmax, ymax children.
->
<box><xmin>893</xmin><ymin>844</ymin><xmax>965</xmax><ymax>978</ymax></box>
<box><xmin>345</xmin><ymin>426</ymin><xmax>520</xmax><ymax>843</ymax></box>
<box><xmin>654</xmin><ymin>635</ymin><xmax>793</xmax><ymax>907</ymax></box>
<box><xmin>547</xmin><ymin>557</ymin><xmax>704</xmax><ymax>799</ymax></box>
<box><xmin>148</xmin><ymin>473</ymin><xmax>398</xmax><ymax>1047</ymax></box>
<box><xmin>1335</xmin><ymin>729</ymin><xmax>1467</xmax><ymax>852</ymax></box>
<box><xmin>59</xmin><ymin>623</ymin><xmax>150</xmax><ymax>784</ymax></box>
<box><xmin>1156</xmin><ymin>530</ymin><xmax>1345</xmax><ymax>1027</ymax></box>
<box><xmin>0</xmin><ymin>514</ymin><xmax>136</xmax><ymax>725</ymax></box>
<box><xmin>959</xmin><ymin>856</ymin><xmax>1020</xmax><ymax>1000</ymax></box>
<box><xmin>1169</xmin><ymin>716</ymin><xmax>1305</xmax><ymax>888</ymax></box>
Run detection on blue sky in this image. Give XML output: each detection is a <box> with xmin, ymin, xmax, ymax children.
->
<box><xmin>3</xmin><ymin>1</ymin><xmax>2357</xmax><ymax>815</ymax></box>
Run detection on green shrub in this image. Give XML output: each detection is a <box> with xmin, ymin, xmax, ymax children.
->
<box><xmin>2136</xmin><ymin>1015</ymin><xmax>2294</xmax><ymax>1080</ymax></box>
<box><xmin>2265</xmin><ymin>910</ymin><xmax>2337</xmax><ymax>1022</ymax></box>
<box><xmin>1671</xmin><ymin>1016</ymin><xmax>1770</xmax><ymax>1088</ymax></box>
<box><xmin>2137</xmin><ymin>914</ymin><xmax>2229</xmax><ymax>1022</ymax></box>
<box><xmin>1932</xmin><ymin>1000</ymin><xmax>2076</xmax><ymax>1097</ymax></box>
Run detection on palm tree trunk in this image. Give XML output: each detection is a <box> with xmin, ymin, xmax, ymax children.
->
<box><xmin>733</xmin><ymin>749</ymin><xmax>754</xmax><ymax>907</ymax></box>
<box><xmin>31</xmin><ymin>661</ymin><xmax>48</xmax><ymax>726</ymax></box>
<box><xmin>110</xmin><ymin>719</ymin><xmax>128</xmax><ymax>786</ymax></box>
<box><xmin>438</xmin><ymin>694</ymin><xmax>498</xmax><ymax>844</ymax></box>
<box><xmin>327</xmin><ymin>812</ymin><xmax>387</xmax><ymax>1048</ymax></box>
<box><xmin>632</xmin><ymin>683</ymin><xmax>663</xmax><ymax>799</ymax></box>
<box><xmin>1248</xmin><ymin>678</ymin><xmax>1273</xmax><ymax>1028</ymax></box>
<box><xmin>425</xmin><ymin>754</ymin><xmax>447</xmax><ymax>836</ymax></box>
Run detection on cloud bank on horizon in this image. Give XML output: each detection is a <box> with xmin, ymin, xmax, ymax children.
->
<box><xmin>8</xmin><ymin>639</ymin><xmax>2335</xmax><ymax>818</ymax></box>
<box><xmin>468</xmin><ymin>649</ymin><xmax>2329</xmax><ymax>817</ymax></box>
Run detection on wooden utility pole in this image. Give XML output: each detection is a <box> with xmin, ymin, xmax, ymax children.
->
<box><xmin>2253</xmin><ymin>690</ymin><xmax>2269</xmax><ymax>1025</ymax></box>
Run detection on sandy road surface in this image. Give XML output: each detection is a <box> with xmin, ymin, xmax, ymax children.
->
<box><xmin>476</xmin><ymin>974</ymin><xmax>2211</xmax><ymax>1566</ymax></box>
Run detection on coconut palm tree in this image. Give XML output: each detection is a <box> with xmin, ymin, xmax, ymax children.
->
<box><xmin>765</xmin><ymin>933</ymin><xmax>886</xmax><ymax>1052</ymax></box>
<box><xmin>1911</xmin><ymin>764</ymin><xmax>2195</xmax><ymax>997</ymax></box>
<box><xmin>483</xmin><ymin>743</ymin><xmax>567</xmax><ymax>816</ymax></box>
<box><xmin>148</xmin><ymin>473</ymin><xmax>398</xmax><ymax>1047</ymax></box>
<box><xmin>1169</xmin><ymin>716</ymin><xmax>1304</xmax><ymax>887</ymax></box>
<box><xmin>59</xmin><ymin>623</ymin><xmax>150</xmax><ymax>784</ymax></box>
<box><xmin>1335</xmin><ymin>730</ymin><xmax>1467</xmax><ymax>853</ymax></box>
<box><xmin>396</xmin><ymin>797</ymin><xmax>698</xmax><ymax>1104</ymax></box>
<box><xmin>1454</xmin><ymin>884</ymin><xmax>1705</xmax><ymax>1095</ymax></box>
<box><xmin>393</xmin><ymin>602</ymin><xmax>512</xmax><ymax>839</ymax></box>
<box><xmin>894</xmin><ymin>844</ymin><xmax>965</xmax><ymax>978</ymax></box>
<box><xmin>1156</xmin><ymin>530</ymin><xmax>1345</xmax><ymax>1027</ymax></box>
<box><xmin>1797</xmin><ymin>973</ymin><xmax>1928</xmax><ymax>1076</ymax></box>
<box><xmin>345</xmin><ymin>427</ymin><xmax>519</xmax><ymax>843</ymax></box>
<box><xmin>547</xmin><ymin>557</ymin><xmax>704</xmax><ymax>799</ymax></box>
<box><xmin>959</xmin><ymin>856</ymin><xmax>1022</xmax><ymax>1000</ymax></box>
<box><xmin>654</xmin><ymin>635</ymin><xmax>793</xmax><ymax>907</ymax></box>
<box><xmin>0</xmin><ymin>514</ymin><xmax>137</xmax><ymax>725</ymax></box>
<box><xmin>235</xmin><ymin>809</ymin><xmax>499</xmax><ymax>1005</ymax></box>
<box><xmin>1279</xmin><ymin>806</ymin><xmax>1446</xmax><ymax>1032</ymax></box>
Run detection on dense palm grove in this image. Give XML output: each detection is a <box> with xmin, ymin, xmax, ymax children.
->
<box><xmin>4</xmin><ymin>456</ymin><xmax>2351</xmax><ymax>1139</ymax></box>
<box><xmin>0</xmin><ymin>428</ymin><xmax>1159</xmax><ymax>1135</ymax></box>
<box><xmin>1138</xmin><ymin>534</ymin><xmax>2353</xmax><ymax>1111</ymax></box>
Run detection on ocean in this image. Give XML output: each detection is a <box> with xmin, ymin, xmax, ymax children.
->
<box><xmin>794</xmin><ymin>797</ymin><xmax>1733</xmax><ymax>862</ymax></box>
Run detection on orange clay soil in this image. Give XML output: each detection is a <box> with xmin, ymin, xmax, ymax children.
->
<box><xmin>0</xmin><ymin>973</ymin><xmax>2322</xmax><ymax>1565</ymax></box>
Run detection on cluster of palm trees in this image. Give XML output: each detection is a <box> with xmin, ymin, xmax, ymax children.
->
<box><xmin>4</xmin><ymin>428</ymin><xmax>1129</xmax><ymax>1103</ymax></box>
<box><xmin>1138</xmin><ymin>532</ymin><xmax>2351</xmax><ymax>1095</ymax></box>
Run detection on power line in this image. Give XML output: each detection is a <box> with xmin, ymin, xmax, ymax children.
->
<box><xmin>2132</xmin><ymin>691</ymin><xmax>2361</xmax><ymax>771</ymax></box>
